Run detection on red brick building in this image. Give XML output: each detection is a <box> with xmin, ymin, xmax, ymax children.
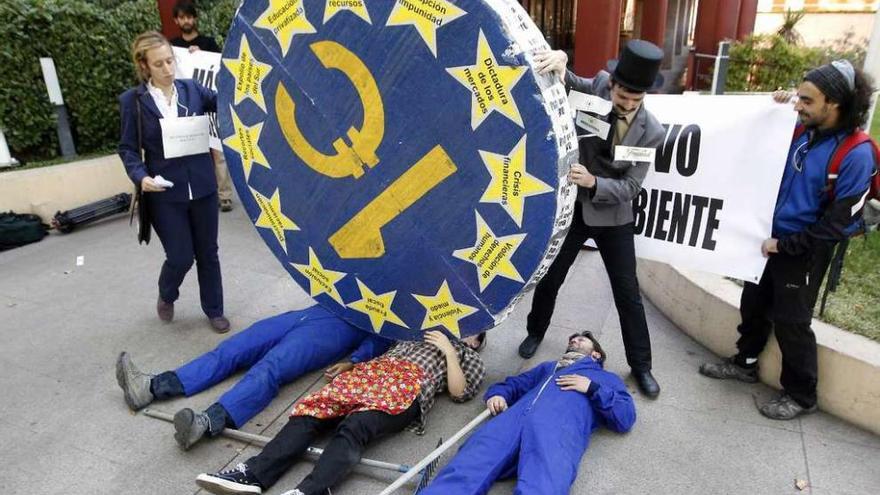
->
<box><xmin>156</xmin><ymin>0</ymin><xmax>761</xmax><ymax>91</ymax></box>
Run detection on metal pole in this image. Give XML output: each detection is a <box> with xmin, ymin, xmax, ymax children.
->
<box><xmin>54</xmin><ymin>104</ymin><xmax>77</xmax><ymax>158</ymax></box>
<box><xmin>141</xmin><ymin>408</ymin><xmax>411</xmax><ymax>473</ymax></box>
<box><xmin>377</xmin><ymin>409</ymin><xmax>492</xmax><ymax>495</ymax></box>
<box><xmin>711</xmin><ymin>41</ymin><xmax>730</xmax><ymax>95</ymax></box>
<box><xmin>39</xmin><ymin>57</ymin><xmax>76</xmax><ymax>158</ymax></box>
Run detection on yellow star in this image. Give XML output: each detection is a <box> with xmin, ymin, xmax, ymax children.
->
<box><xmin>250</xmin><ymin>186</ymin><xmax>299</xmax><ymax>254</ymax></box>
<box><xmin>347</xmin><ymin>279</ymin><xmax>408</xmax><ymax>332</ymax></box>
<box><xmin>447</xmin><ymin>30</ymin><xmax>527</xmax><ymax>129</ymax></box>
<box><xmin>222</xmin><ymin>36</ymin><xmax>273</xmax><ymax>112</ymax></box>
<box><xmin>254</xmin><ymin>0</ymin><xmax>317</xmax><ymax>56</ymax></box>
<box><xmin>452</xmin><ymin>212</ymin><xmax>526</xmax><ymax>292</ymax></box>
<box><xmin>412</xmin><ymin>280</ymin><xmax>478</xmax><ymax>337</ymax></box>
<box><xmin>479</xmin><ymin>135</ymin><xmax>553</xmax><ymax>227</ymax></box>
<box><xmin>223</xmin><ymin>107</ymin><xmax>270</xmax><ymax>181</ymax></box>
<box><xmin>385</xmin><ymin>0</ymin><xmax>466</xmax><ymax>57</ymax></box>
<box><xmin>323</xmin><ymin>0</ymin><xmax>371</xmax><ymax>24</ymax></box>
<box><xmin>291</xmin><ymin>247</ymin><xmax>347</xmax><ymax>305</ymax></box>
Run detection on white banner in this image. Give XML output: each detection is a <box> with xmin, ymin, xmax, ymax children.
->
<box><xmin>173</xmin><ymin>47</ymin><xmax>221</xmax><ymax>150</ymax></box>
<box><xmin>633</xmin><ymin>95</ymin><xmax>797</xmax><ymax>283</ymax></box>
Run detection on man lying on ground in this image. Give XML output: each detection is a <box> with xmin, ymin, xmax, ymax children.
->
<box><xmin>115</xmin><ymin>305</ymin><xmax>391</xmax><ymax>449</ymax></box>
<box><xmin>195</xmin><ymin>330</ymin><xmax>487</xmax><ymax>495</ymax></box>
<box><xmin>422</xmin><ymin>331</ymin><xmax>635</xmax><ymax>495</ymax></box>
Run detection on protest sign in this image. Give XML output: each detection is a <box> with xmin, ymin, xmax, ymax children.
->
<box><xmin>173</xmin><ymin>47</ymin><xmax>222</xmax><ymax>150</ymax></box>
<box><xmin>634</xmin><ymin>94</ymin><xmax>797</xmax><ymax>282</ymax></box>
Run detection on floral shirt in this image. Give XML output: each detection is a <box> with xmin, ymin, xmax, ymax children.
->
<box><xmin>292</xmin><ymin>357</ymin><xmax>423</xmax><ymax>418</ymax></box>
<box><xmin>385</xmin><ymin>339</ymin><xmax>486</xmax><ymax>435</ymax></box>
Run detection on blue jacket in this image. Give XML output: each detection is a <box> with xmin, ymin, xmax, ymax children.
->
<box><xmin>423</xmin><ymin>357</ymin><xmax>635</xmax><ymax>495</ymax></box>
<box><xmin>117</xmin><ymin>79</ymin><xmax>218</xmax><ymax>203</ymax></box>
<box><xmin>773</xmin><ymin>127</ymin><xmax>874</xmax><ymax>255</ymax></box>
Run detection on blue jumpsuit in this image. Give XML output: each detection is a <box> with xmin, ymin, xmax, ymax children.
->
<box><xmin>422</xmin><ymin>358</ymin><xmax>636</xmax><ymax>495</ymax></box>
<box><xmin>173</xmin><ymin>306</ymin><xmax>391</xmax><ymax>428</ymax></box>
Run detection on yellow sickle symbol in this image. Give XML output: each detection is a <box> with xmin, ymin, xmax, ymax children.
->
<box><xmin>275</xmin><ymin>40</ymin><xmax>384</xmax><ymax>179</ymax></box>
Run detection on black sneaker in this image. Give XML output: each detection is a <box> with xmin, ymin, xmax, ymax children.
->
<box><xmin>698</xmin><ymin>357</ymin><xmax>758</xmax><ymax>383</ymax></box>
<box><xmin>758</xmin><ymin>393</ymin><xmax>817</xmax><ymax>420</ymax></box>
<box><xmin>196</xmin><ymin>463</ymin><xmax>262</xmax><ymax>494</ymax></box>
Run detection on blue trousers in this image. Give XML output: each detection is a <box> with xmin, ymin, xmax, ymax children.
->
<box><xmin>174</xmin><ymin>308</ymin><xmax>364</xmax><ymax>427</ymax></box>
<box><xmin>148</xmin><ymin>193</ymin><xmax>223</xmax><ymax>318</ymax></box>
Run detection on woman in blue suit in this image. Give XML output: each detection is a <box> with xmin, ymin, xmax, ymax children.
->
<box><xmin>118</xmin><ymin>31</ymin><xmax>228</xmax><ymax>332</ymax></box>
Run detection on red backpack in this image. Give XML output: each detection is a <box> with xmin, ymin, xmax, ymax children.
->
<box><xmin>792</xmin><ymin>125</ymin><xmax>880</xmax><ymax>206</ymax></box>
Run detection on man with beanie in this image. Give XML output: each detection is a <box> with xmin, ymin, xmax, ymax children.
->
<box><xmin>115</xmin><ymin>306</ymin><xmax>391</xmax><ymax>449</ymax></box>
<box><xmin>700</xmin><ymin>60</ymin><xmax>876</xmax><ymax>420</ymax></box>
<box><xmin>520</xmin><ymin>41</ymin><xmax>666</xmax><ymax>398</ymax></box>
<box><xmin>421</xmin><ymin>331</ymin><xmax>635</xmax><ymax>495</ymax></box>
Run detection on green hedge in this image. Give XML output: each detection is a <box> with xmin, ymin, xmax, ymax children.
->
<box><xmin>727</xmin><ymin>33</ymin><xmax>867</xmax><ymax>92</ymax></box>
<box><xmin>0</xmin><ymin>0</ymin><xmax>237</xmax><ymax>163</ymax></box>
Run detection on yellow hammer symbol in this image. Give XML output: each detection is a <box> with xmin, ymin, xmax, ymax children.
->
<box><xmin>329</xmin><ymin>145</ymin><xmax>457</xmax><ymax>258</ymax></box>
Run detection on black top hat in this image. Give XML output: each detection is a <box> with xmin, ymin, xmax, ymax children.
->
<box><xmin>606</xmin><ymin>40</ymin><xmax>665</xmax><ymax>92</ymax></box>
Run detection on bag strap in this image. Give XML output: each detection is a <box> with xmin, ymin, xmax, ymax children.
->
<box><xmin>826</xmin><ymin>130</ymin><xmax>875</xmax><ymax>201</ymax></box>
<box><xmin>136</xmin><ymin>98</ymin><xmax>144</xmax><ymax>162</ymax></box>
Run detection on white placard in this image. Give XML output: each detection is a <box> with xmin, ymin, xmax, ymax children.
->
<box><xmin>173</xmin><ymin>47</ymin><xmax>221</xmax><ymax>150</ymax></box>
<box><xmin>576</xmin><ymin>111</ymin><xmax>610</xmax><ymax>140</ymax></box>
<box><xmin>568</xmin><ymin>90</ymin><xmax>612</xmax><ymax>116</ymax></box>
<box><xmin>615</xmin><ymin>145</ymin><xmax>656</xmax><ymax>163</ymax></box>
<box><xmin>160</xmin><ymin>116</ymin><xmax>210</xmax><ymax>159</ymax></box>
<box><xmin>634</xmin><ymin>95</ymin><xmax>798</xmax><ymax>283</ymax></box>
<box><xmin>39</xmin><ymin>57</ymin><xmax>64</xmax><ymax>105</ymax></box>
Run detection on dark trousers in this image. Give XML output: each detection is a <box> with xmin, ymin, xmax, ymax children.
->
<box><xmin>735</xmin><ymin>242</ymin><xmax>835</xmax><ymax>408</ymax></box>
<box><xmin>247</xmin><ymin>402</ymin><xmax>420</xmax><ymax>494</ymax></box>
<box><xmin>527</xmin><ymin>203</ymin><xmax>652</xmax><ymax>371</ymax></box>
<box><xmin>148</xmin><ymin>193</ymin><xmax>223</xmax><ymax>318</ymax></box>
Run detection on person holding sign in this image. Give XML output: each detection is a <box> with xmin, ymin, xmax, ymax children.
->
<box><xmin>421</xmin><ymin>331</ymin><xmax>635</xmax><ymax>495</ymax></box>
<box><xmin>521</xmin><ymin>41</ymin><xmax>666</xmax><ymax>398</ymax></box>
<box><xmin>118</xmin><ymin>31</ymin><xmax>228</xmax><ymax>332</ymax></box>
<box><xmin>700</xmin><ymin>60</ymin><xmax>876</xmax><ymax>420</ymax></box>
<box><xmin>169</xmin><ymin>0</ymin><xmax>234</xmax><ymax>212</ymax></box>
<box><xmin>194</xmin><ymin>332</ymin><xmax>486</xmax><ymax>495</ymax></box>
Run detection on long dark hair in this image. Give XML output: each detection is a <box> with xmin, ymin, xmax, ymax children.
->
<box><xmin>837</xmin><ymin>68</ymin><xmax>875</xmax><ymax>133</ymax></box>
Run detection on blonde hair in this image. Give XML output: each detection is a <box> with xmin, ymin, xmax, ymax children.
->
<box><xmin>131</xmin><ymin>31</ymin><xmax>172</xmax><ymax>82</ymax></box>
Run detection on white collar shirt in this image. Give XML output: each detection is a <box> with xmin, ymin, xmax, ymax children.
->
<box><xmin>147</xmin><ymin>80</ymin><xmax>178</xmax><ymax>119</ymax></box>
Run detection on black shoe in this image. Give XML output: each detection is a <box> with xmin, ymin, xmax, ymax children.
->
<box><xmin>699</xmin><ymin>357</ymin><xmax>759</xmax><ymax>383</ymax></box>
<box><xmin>196</xmin><ymin>463</ymin><xmax>262</xmax><ymax>494</ymax></box>
<box><xmin>632</xmin><ymin>370</ymin><xmax>660</xmax><ymax>398</ymax></box>
<box><xmin>518</xmin><ymin>335</ymin><xmax>542</xmax><ymax>359</ymax></box>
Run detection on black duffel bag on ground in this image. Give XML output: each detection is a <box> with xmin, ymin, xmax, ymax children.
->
<box><xmin>0</xmin><ymin>211</ymin><xmax>49</xmax><ymax>251</ymax></box>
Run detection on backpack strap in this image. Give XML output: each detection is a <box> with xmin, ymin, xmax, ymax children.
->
<box><xmin>826</xmin><ymin>130</ymin><xmax>877</xmax><ymax>201</ymax></box>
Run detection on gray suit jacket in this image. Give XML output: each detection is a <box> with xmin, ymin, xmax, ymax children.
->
<box><xmin>565</xmin><ymin>70</ymin><xmax>665</xmax><ymax>226</ymax></box>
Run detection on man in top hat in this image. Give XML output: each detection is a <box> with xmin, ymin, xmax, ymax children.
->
<box><xmin>520</xmin><ymin>40</ymin><xmax>666</xmax><ymax>398</ymax></box>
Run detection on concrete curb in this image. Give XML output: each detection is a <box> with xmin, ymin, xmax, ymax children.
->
<box><xmin>0</xmin><ymin>154</ymin><xmax>131</xmax><ymax>222</ymax></box>
<box><xmin>638</xmin><ymin>259</ymin><xmax>880</xmax><ymax>435</ymax></box>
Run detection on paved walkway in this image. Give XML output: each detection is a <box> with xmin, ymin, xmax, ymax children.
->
<box><xmin>1</xmin><ymin>205</ymin><xmax>877</xmax><ymax>495</ymax></box>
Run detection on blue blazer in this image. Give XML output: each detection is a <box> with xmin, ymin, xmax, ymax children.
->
<box><xmin>118</xmin><ymin>79</ymin><xmax>218</xmax><ymax>203</ymax></box>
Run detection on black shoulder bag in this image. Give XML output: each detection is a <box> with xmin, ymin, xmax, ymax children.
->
<box><xmin>128</xmin><ymin>98</ymin><xmax>152</xmax><ymax>244</ymax></box>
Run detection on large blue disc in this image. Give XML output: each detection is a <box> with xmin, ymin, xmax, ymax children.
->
<box><xmin>218</xmin><ymin>0</ymin><xmax>577</xmax><ymax>340</ymax></box>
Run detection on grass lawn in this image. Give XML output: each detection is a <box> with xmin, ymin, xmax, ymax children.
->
<box><xmin>818</xmin><ymin>109</ymin><xmax>880</xmax><ymax>342</ymax></box>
